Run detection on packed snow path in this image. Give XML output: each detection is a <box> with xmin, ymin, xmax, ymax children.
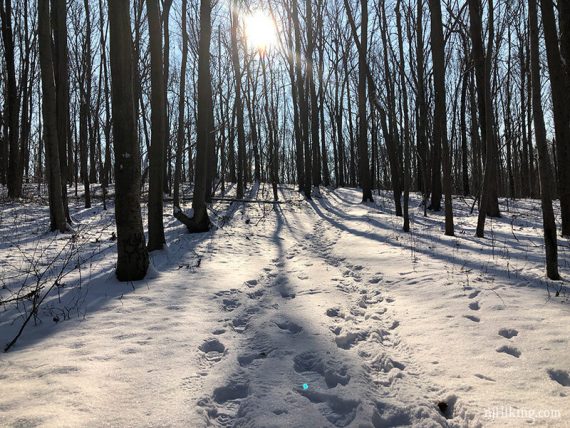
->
<box><xmin>0</xmin><ymin>187</ymin><xmax>568</xmax><ymax>427</ymax></box>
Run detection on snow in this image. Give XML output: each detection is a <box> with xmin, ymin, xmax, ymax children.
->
<box><xmin>0</xmin><ymin>185</ymin><xmax>568</xmax><ymax>427</ymax></box>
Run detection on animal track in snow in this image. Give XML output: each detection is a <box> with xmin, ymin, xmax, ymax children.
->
<box><xmin>496</xmin><ymin>345</ymin><xmax>521</xmax><ymax>358</ymax></box>
<box><xmin>498</xmin><ymin>328</ymin><xmax>518</xmax><ymax>339</ymax></box>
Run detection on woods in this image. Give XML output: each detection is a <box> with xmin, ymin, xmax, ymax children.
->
<box><xmin>0</xmin><ymin>0</ymin><xmax>568</xmax><ymax>280</ymax></box>
<box><xmin>2</xmin><ymin>2</ymin><xmax>570</xmax><ymax>425</ymax></box>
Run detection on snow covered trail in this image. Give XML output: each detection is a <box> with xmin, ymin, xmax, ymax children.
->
<box><xmin>1</xmin><ymin>187</ymin><xmax>568</xmax><ymax>427</ymax></box>
<box><xmin>195</xmin><ymin>190</ymin><xmax>463</xmax><ymax>427</ymax></box>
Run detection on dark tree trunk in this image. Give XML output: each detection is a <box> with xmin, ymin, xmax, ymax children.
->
<box><xmin>471</xmin><ymin>0</ymin><xmax>500</xmax><ymax>238</ymax></box>
<box><xmin>429</xmin><ymin>0</ymin><xmax>454</xmax><ymax>236</ymax></box>
<box><xmin>175</xmin><ymin>0</ymin><xmax>212</xmax><ymax>233</ymax></box>
<box><xmin>173</xmin><ymin>0</ymin><xmax>188</xmax><ymax>209</ymax></box>
<box><xmin>540</xmin><ymin>0</ymin><xmax>570</xmax><ymax>237</ymax></box>
<box><xmin>529</xmin><ymin>0</ymin><xmax>560</xmax><ymax>279</ymax></box>
<box><xmin>231</xmin><ymin>8</ymin><xmax>246</xmax><ymax>199</ymax></box>
<box><xmin>38</xmin><ymin>0</ymin><xmax>66</xmax><ymax>233</ymax></box>
<box><xmin>1</xmin><ymin>0</ymin><xmax>21</xmax><ymax>198</ymax></box>
<box><xmin>51</xmin><ymin>0</ymin><xmax>71</xmax><ymax>223</ymax></box>
<box><xmin>108</xmin><ymin>0</ymin><xmax>149</xmax><ymax>281</ymax></box>
<box><xmin>357</xmin><ymin>0</ymin><xmax>373</xmax><ymax>203</ymax></box>
<box><xmin>147</xmin><ymin>0</ymin><xmax>166</xmax><ymax>251</ymax></box>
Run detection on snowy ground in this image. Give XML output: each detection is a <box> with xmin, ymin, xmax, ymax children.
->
<box><xmin>0</xmin><ymin>184</ymin><xmax>569</xmax><ymax>427</ymax></box>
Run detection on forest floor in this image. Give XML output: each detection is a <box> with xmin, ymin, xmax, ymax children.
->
<box><xmin>0</xmin><ymin>184</ymin><xmax>569</xmax><ymax>427</ymax></box>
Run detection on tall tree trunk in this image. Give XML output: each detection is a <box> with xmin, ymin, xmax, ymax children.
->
<box><xmin>175</xmin><ymin>0</ymin><xmax>212</xmax><ymax>233</ymax></box>
<box><xmin>529</xmin><ymin>0</ymin><xmax>560</xmax><ymax>280</ymax></box>
<box><xmin>1</xmin><ymin>0</ymin><xmax>21</xmax><ymax>198</ymax></box>
<box><xmin>38</xmin><ymin>0</ymin><xmax>66</xmax><ymax>233</ymax></box>
<box><xmin>416</xmin><ymin>0</ymin><xmax>430</xmax><ymax>215</ymax></box>
<box><xmin>357</xmin><ymin>0</ymin><xmax>373</xmax><ymax>203</ymax></box>
<box><xmin>162</xmin><ymin>0</ymin><xmax>173</xmax><ymax>195</ymax></box>
<box><xmin>173</xmin><ymin>0</ymin><xmax>188</xmax><ymax>209</ymax></box>
<box><xmin>540</xmin><ymin>0</ymin><xmax>570</xmax><ymax>237</ymax></box>
<box><xmin>51</xmin><ymin>0</ymin><xmax>71</xmax><ymax>223</ymax></box>
<box><xmin>429</xmin><ymin>0</ymin><xmax>454</xmax><ymax>236</ymax></box>
<box><xmin>147</xmin><ymin>0</ymin><xmax>166</xmax><ymax>251</ymax></box>
<box><xmin>108</xmin><ymin>0</ymin><xmax>149</xmax><ymax>281</ymax></box>
<box><xmin>471</xmin><ymin>0</ymin><xmax>500</xmax><ymax>238</ymax></box>
<box><xmin>231</xmin><ymin>7</ymin><xmax>246</xmax><ymax>199</ymax></box>
<box><xmin>397</xmin><ymin>0</ymin><xmax>410</xmax><ymax>230</ymax></box>
<box><xmin>80</xmin><ymin>0</ymin><xmax>92</xmax><ymax>208</ymax></box>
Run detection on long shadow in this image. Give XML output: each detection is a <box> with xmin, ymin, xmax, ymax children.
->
<box><xmin>201</xmin><ymin>190</ymin><xmax>367</xmax><ymax>426</ymax></box>
<box><xmin>310</xmin><ymin>190</ymin><xmax>568</xmax><ymax>295</ymax></box>
<box><xmin>0</xmin><ymin>193</ymin><xmax>239</xmax><ymax>353</ymax></box>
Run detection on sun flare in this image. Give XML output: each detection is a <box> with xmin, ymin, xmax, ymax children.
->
<box><xmin>244</xmin><ymin>11</ymin><xmax>277</xmax><ymax>53</ymax></box>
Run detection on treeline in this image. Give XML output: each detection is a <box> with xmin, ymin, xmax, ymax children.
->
<box><xmin>0</xmin><ymin>0</ymin><xmax>567</xmax><ymax>280</ymax></box>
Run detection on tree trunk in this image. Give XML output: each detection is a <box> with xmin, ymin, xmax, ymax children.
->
<box><xmin>471</xmin><ymin>0</ymin><xmax>500</xmax><ymax>238</ymax></box>
<box><xmin>108</xmin><ymin>0</ymin><xmax>149</xmax><ymax>281</ymax></box>
<box><xmin>540</xmin><ymin>0</ymin><xmax>570</xmax><ymax>237</ymax></box>
<box><xmin>231</xmin><ymin>8</ymin><xmax>246</xmax><ymax>199</ymax></box>
<box><xmin>38</xmin><ymin>0</ymin><xmax>66</xmax><ymax>233</ymax></box>
<box><xmin>173</xmin><ymin>0</ymin><xmax>188</xmax><ymax>209</ymax></box>
<box><xmin>175</xmin><ymin>0</ymin><xmax>212</xmax><ymax>233</ymax></box>
<box><xmin>146</xmin><ymin>0</ymin><xmax>166</xmax><ymax>251</ymax></box>
<box><xmin>357</xmin><ymin>0</ymin><xmax>373</xmax><ymax>203</ymax></box>
<box><xmin>51</xmin><ymin>0</ymin><xmax>71</xmax><ymax>223</ymax></box>
<box><xmin>429</xmin><ymin>0</ymin><xmax>454</xmax><ymax>236</ymax></box>
<box><xmin>1</xmin><ymin>0</ymin><xmax>21</xmax><ymax>198</ymax></box>
<box><xmin>529</xmin><ymin>0</ymin><xmax>560</xmax><ymax>280</ymax></box>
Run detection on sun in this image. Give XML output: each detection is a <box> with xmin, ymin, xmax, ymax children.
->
<box><xmin>244</xmin><ymin>10</ymin><xmax>277</xmax><ymax>54</ymax></box>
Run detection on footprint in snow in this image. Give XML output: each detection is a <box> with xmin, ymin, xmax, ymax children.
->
<box><xmin>221</xmin><ymin>298</ymin><xmax>240</xmax><ymax>312</ymax></box>
<box><xmin>244</xmin><ymin>279</ymin><xmax>258</xmax><ymax>287</ymax></box>
<box><xmin>463</xmin><ymin>315</ymin><xmax>480</xmax><ymax>323</ymax></box>
<box><xmin>297</xmin><ymin>389</ymin><xmax>359</xmax><ymax>427</ymax></box>
<box><xmin>199</xmin><ymin>338</ymin><xmax>226</xmax><ymax>362</ymax></box>
<box><xmin>468</xmin><ymin>301</ymin><xmax>480</xmax><ymax>311</ymax></box>
<box><xmin>496</xmin><ymin>345</ymin><xmax>521</xmax><ymax>358</ymax></box>
<box><xmin>368</xmin><ymin>276</ymin><xmax>383</xmax><ymax>284</ymax></box>
<box><xmin>273</xmin><ymin>319</ymin><xmax>303</xmax><ymax>334</ymax></box>
<box><xmin>293</xmin><ymin>352</ymin><xmax>351</xmax><ymax>388</ymax></box>
<box><xmin>335</xmin><ymin>330</ymin><xmax>370</xmax><ymax>350</ymax></box>
<box><xmin>547</xmin><ymin>369</ymin><xmax>570</xmax><ymax>387</ymax></box>
<box><xmin>230</xmin><ymin>315</ymin><xmax>249</xmax><ymax>333</ymax></box>
<box><xmin>468</xmin><ymin>290</ymin><xmax>481</xmax><ymax>299</ymax></box>
<box><xmin>212</xmin><ymin>379</ymin><xmax>249</xmax><ymax>404</ymax></box>
<box><xmin>498</xmin><ymin>328</ymin><xmax>518</xmax><ymax>339</ymax></box>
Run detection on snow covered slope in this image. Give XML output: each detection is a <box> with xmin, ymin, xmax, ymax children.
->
<box><xmin>0</xmin><ymin>187</ymin><xmax>568</xmax><ymax>427</ymax></box>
